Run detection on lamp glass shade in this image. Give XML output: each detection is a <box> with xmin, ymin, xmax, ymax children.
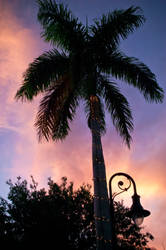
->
<box><xmin>133</xmin><ymin>216</ymin><xmax>144</xmax><ymax>226</ymax></box>
<box><xmin>126</xmin><ymin>194</ymin><xmax>150</xmax><ymax>225</ymax></box>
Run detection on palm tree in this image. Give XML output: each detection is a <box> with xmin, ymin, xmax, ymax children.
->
<box><xmin>15</xmin><ymin>1</ymin><xmax>164</xmax><ymax>249</ymax></box>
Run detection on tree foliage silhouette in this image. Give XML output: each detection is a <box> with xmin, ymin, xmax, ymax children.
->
<box><xmin>0</xmin><ymin>177</ymin><xmax>153</xmax><ymax>249</ymax></box>
<box><xmin>15</xmin><ymin>1</ymin><xmax>163</xmax><ymax>248</ymax></box>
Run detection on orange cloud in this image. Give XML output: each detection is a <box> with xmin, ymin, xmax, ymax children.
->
<box><xmin>0</xmin><ymin>2</ymin><xmax>165</xmax><ymax>249</ymax></box>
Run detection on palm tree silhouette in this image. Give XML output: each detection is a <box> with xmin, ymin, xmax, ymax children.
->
<box><xmin>15</xmin><ymin>1</ymin><xmax>164</xmax><ymax>249</ymax></box>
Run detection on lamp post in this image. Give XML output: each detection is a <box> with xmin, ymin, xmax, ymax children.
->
<box><xmin>109</xmin><ymin>172</ymin><xmax>151</xmax><ymax>249</ymax></box>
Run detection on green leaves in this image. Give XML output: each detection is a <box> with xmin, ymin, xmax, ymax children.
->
<box><xmin>101</xmin><ymin>79</ymin><xmax>133</xmax><ymax>147</ymax></box>
<box><xmin>35</xmin><ymin>79</ymin><xmax>79</xmax><ymax>141</ymax></box>
<box><xmin>100</xmin><ymin>50</ymin><xmax>164</xmax><ymax>103</ymax></box>
<box><xmin>114</xmin><ymin>201</ymin><xmax>154</xmax><ymax>249</ymax></box>
<box><xmin>15</xmin><ymin>49</ymin><xmax>69</xmax><ymax>101</ymax></box>
<box><xmin>16</xmin><ymin>1</ymin><xmax>164</xmax><ymax>145</ymax></box>
<box><xmin>0</xmin><ymin>176</ymin><xmax>95</xmax><ymax>249</ymax></box>
<box><xmin>0</xmin><ymin>177</ymin><xmax>154</xmax><ymax>249</ymax></box>
<box><xmin>37</xmin><ymin>0</ymin><xmax>86</xmax><ymax>51</ymax></box>
<box><xmin>90</xmin><ymin>6</ymin><xmax>145</xmax><ymax>49</ymax></box>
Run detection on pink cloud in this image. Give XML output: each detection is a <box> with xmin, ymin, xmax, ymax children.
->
<box><xmin>0</xmin><ymin>2</ymin><xmax>165</xmax><ymax>249</ymax></box>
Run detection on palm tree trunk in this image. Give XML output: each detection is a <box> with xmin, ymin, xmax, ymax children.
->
<box><xmin>90</xmin><ymin>96</ymin><xmax>113</xmax><ymax>250</ymax></box>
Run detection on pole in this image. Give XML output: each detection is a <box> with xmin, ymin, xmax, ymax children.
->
<box><xmin>108</xmin><ymin>172</ymin><xmax>138</xmax><ymax>249</ymax></box>
<box><xmin>109</xmin><ymin>181</ymin><xmax>117</xmax><ymax>250</ymax></box>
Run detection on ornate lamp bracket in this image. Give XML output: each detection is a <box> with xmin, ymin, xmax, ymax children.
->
<box><xmin>109</xmin><ymin>172</ymin><xmax>137</xmax><ymax>200</ymax></box>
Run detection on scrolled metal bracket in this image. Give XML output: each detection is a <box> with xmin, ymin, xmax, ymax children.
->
<box><xmin>109</xmin><ymin>172</ymin><xmax>137</xmax><ymax>201</ymax></box>
<box><xmin>112</xmin><ymin>177</ymin><xmax>132</xmax><ymax>200</ymax></box>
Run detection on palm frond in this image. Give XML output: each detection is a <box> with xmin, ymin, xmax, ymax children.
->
<box><xmin>84</xmin><ymin>96</ymin><xmax>106</xmax><ymax>135</ymax></box>
<box><xmin>90</xmin><ymin>6</ymin><xmax>145</xmax><ymax>49</ymax></box>
<box><xmin>99</xmin><ymin>50</ymin><xmax>164</xmax><ymax>103</ymax></box>
<box><xmin>35</xmin><ymin>79</ymin><xmax>79</xmax><ymax>141</ymax></box>
<box><xmin>101</xmin><ymin>78</ymin><xmax>133</xmax><ymax>147</ymax></box>
<box><xmin>15</xmin><ymin>49</ymin><xmax>69</xmax><ymax>101</ymax></box>
<box><xmin>37</xmin><ymin>0</ymin><xmax>86</xmax><ymax>51</ymax></box>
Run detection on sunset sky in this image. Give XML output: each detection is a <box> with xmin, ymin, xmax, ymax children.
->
<box><xmin>0</xmin><ymin>0</ymin><xmax>166</xmax><ymax>249</ymax></box>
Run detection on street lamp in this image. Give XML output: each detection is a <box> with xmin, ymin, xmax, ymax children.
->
<box><xmin>109</xmin><ymin>172</ymin><xmax>150</xmax><ymax>248</ymax></box>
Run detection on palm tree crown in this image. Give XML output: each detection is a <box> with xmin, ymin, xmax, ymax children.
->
<box><xmin>16</xmin><ymin>0</ymin><xmax>163</xmax><ymax>147</ymax></box>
